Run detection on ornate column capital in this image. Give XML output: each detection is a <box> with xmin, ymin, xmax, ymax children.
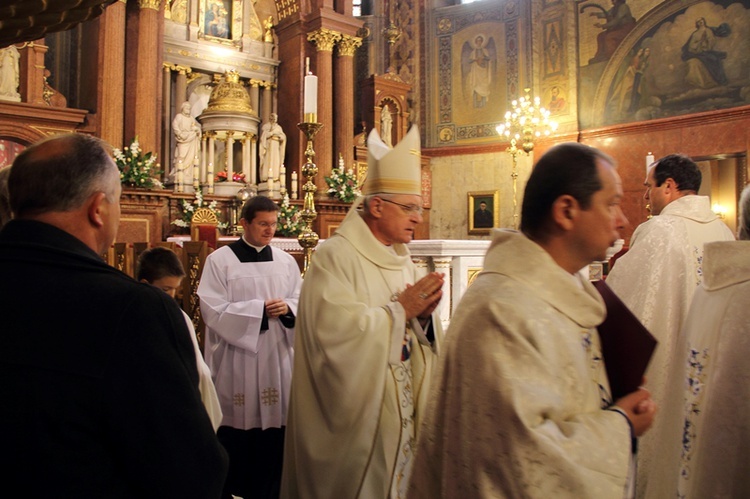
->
<box><xmin>162</xmin><ymin>62</ymin><xmax>175</xmax><ymax>72</ymax></box>
<box><xmin>307</xmin><ymin>28</ymin><xmax>342</xmax><ymax>53</ymax></box>
<box><xmin>138</xmin><ymin>0</ymin><xmax>162</xmax><ymax>10</ymax></box>
<box><xmin>337</xmin><ymin>35</ymin><xmax>362</xmax><ymax>57</ymax></box>
<box><xmin>174</xmin><ymin>64</ymin><xmax>192</xmax><ymax>75</ymax></box>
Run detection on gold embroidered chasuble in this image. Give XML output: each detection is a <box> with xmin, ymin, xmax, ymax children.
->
<box><xmin>282</xmin><ymin>206</ymin><xmax>441</xmax><ymax>499</ymax></box>
<box><xmin>409</xmin><ymin>230</ymin><xmax>632</xmax><ymax>498</ymax></box>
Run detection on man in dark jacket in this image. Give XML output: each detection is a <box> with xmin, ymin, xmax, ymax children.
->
<box><xmin>0</xmin><ymin>133</ymin><xmax>228</xmax><ymax>497</ymax></box>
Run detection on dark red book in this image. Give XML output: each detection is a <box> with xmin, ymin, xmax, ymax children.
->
<box><xmin>593</xmin><ymin>280</ymin><xmax>658</xmax><ymax>400</ymax></box>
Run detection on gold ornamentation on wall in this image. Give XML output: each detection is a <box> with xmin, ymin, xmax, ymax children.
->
<box><xmin>274</xmin><ymin>0</ymin><xmax>299</xmax><ymax>21</ymax></box>
<box><xmin>307</xmin><ymin>28</ymin><xmax>342</xmax><ymax>53</ymax></box>
<box><xmin>138</xmin><ymin>0</ymin><xmax>162</xmax><ymax>10</ymax></box>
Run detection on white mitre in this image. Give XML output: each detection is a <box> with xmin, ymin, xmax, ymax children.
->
<box><xmin>363</xmin><ymin>125</ymin><xmax>421</xmax><ymax>196</ymax></box>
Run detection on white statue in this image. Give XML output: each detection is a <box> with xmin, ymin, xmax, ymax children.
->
<box><xmin>259</xmin><ymin>112</ymin><xmax>286</xmax><ymax>181</ymax></box>
<box><xmin>0</xmin><ymin>46</ymin><xmax>21</xmax><ymax>102</ymax></box>
<box><xmin>380</xmin><ymin>105</ymin><xmax>393</xmax><ymax>146</ymax></box>
<box><xmin>172</xmin><ymin>101</ymin><xmax>201</xmax><ymax>182</ymax></box>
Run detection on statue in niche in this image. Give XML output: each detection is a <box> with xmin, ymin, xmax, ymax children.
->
<box><xmin>0</xmin><ymin>45</ymin><xmax>21</xmax><ymax>102</ymax></box>
<box><xmin>380</xmin><ymin>105</ymin><xmax>393</xmax><ymax>146</ymax></box>
<box><xmin>172</xmin><ymin>102</ymin><xmax>202</xmax><ymax>182</ymax></box>
<box><xmin>259</xmin><ymin>113</ymin><xmax>286</xmax><ymax>181</ymax></box>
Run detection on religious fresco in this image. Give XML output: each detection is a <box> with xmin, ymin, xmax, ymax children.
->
<box><xmin>578</xmin><ymin>0</ymin><xmax>750</xmax><ymax>128</ymax></box>
<box><xmin>429</xmin><ymin>0</ymin><xmax>528</xmax><ymax>147</ymax></box>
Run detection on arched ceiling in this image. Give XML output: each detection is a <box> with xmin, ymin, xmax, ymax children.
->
<box><xmin>0</xmin><ymin>0</ymin><xmax>118</xmax><ymax>48</ymax></box>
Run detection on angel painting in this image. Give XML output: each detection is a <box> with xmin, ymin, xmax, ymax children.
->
<box><xmin>461</xmin><ymin>34</ymin><xmax>497</xmax><ymax>108</ymax></box>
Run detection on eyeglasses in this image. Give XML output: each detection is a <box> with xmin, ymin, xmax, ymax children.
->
<box><xmin>380</xmin><ymin>198</ymin><xmax>424</xmax><ymax>216</ymax></box>
<box><xmin>255</xmin><ymin>221</ymin><xmax>278</xmax><ymax>229</ymax></box>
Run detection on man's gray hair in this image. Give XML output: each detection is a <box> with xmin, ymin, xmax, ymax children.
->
<box><xmin>9</xmin><ymin>133</ymin><xmax>117</xmax><ymax>218</ymax></box>
<box><xmin>739</xmin><ymin>184</ymin><xmax>750</xmax><ymax>240</ymax></box>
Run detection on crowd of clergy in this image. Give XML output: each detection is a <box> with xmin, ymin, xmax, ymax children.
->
<box><xmin>0</xmin><ymin>128</ymin><xmax>748</xmax><ymax>499</ymax></box>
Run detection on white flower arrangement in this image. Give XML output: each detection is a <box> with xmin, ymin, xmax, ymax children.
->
<box><xmin>324</xmin><ymin>155</ymin><xmax>361</xmax><ymax>203</ymax></box>
<box><xmin>171</xmin><ymin>189</ymin><xmax>228</xmax><ymax>229</ymax></box>
<box><xmin>113</xmin><ymin>137</ymin><xmax>163</xmax><ymax>189</ymax></box>
<box><xmin>276</xmin><ymin>193</ymin><xmax>304</xmax><ymax>237</ymax></box>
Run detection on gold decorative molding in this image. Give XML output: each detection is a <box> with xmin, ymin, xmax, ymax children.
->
<box><xmin>337</xmin><ymin>35</ymin><xmax>362</xmax><ymax>57</ymax></box>
<box><xmin>307</xmin><ymin>28</ymin><xmax>342</xmax><ymax>53</ymax></box>
<box><xmin>138</xmin><ymin>0</ymin><xmax>162</xmax><ymax>10</ymax></box>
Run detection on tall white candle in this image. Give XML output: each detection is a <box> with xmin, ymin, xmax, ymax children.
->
<box><xmin>291</xmin><ymin>171</ymin><xmax>298</xmax><ymax>199</ymax></box>
<box><xmin>646</xmin><ymin>152</ymin><xmax>655</xmax><ymax>174</ymax></box>
<box><xmin>279</xmin><ymin>164</ymin><xmax>286</xmax><ymax>188</ymax></box>
<box><xmin>176</xmin><ymin>159</ymin><xmax>183</xmax><ymax>192</ymax></box>
<box><xmin>267</xmin><ymin>177</ymin><xmax>274</xmax><ymax>195</ymax></box>
<box><xmin>193</xmin><ymin>155</ymin><xmax>200</xmax><ymax>190</ymax></box>
<box><xmin>304</xmin><ymin>58</ymin><xmax>317</xmax><ymax>123</ymax></box>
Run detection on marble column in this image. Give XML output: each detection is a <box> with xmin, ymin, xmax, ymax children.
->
<box><xmin>260</xmin><ymin>82</ymin><xmax>272</xmax><ymax>125</ymax></box>
<box><xmin>93</xmin><ymin>0</ymin><xmax>126</xmax><ymax>148</ymax></box>
<box><xmin>226</xmin><ymin>132</ymin><xmax>235</xmax><ymax>177</ymax></box>
<box><xmin>174</xmin><ymin>65</ymin><xmax>190</xmax><ymax>110</ymax></box>
<box><xmin>335</xmin><ymin>35</ymin><xmax>362</xmax><ymax>172</ymax></box>
<box><xmin>201</xmin><ymin>133</ymin><xmax>208</xmax><ymax>184</ymax></box>
<box><xmin>162</xmin><ymin>63</ymin><xmax>172</xmax><ymax>178</ymax></box>
<box><xmin>249</xmin><ymin>80</ymin><xmax>260</xmax><ymax>115</ymax></box>
<box><xmin>125</xmin><ymin>0</ymin><xmax>163</xmax><ymax>155</ymax></box>
<box><xmin>207</xmin><ymin>132</ymin><xmax>216</xmax><ymax>194</ymax></box>
<box><xmin>307</xmin><ymin>28</ymin><xmax>341</xmax><ymax>197</ymax></box>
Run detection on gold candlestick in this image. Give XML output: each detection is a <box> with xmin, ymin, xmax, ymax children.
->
<box><xmin>296</xmin><ymin>121</ymin><xmax>324</xmax><ymax>276</ymax></box>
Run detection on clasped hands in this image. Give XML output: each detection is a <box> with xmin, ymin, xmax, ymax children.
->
<box><xmin>397</xmin><ymin>272</ymin><xmax>445</xmax><ymax>321</ymax></box>
<box><xmin>265</xmin><ymin>298</ymin><xmax>289</xmax><ymax>318</ymax></box>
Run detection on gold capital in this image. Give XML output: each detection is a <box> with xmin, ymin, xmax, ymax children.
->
<box><xmin>337</xmin><ymin>35</ymin><xmax>362</xmax><ymax>57</ymax></box>
<box><xmin>138</xmin><ymin>0</ymin><xmax>161</xmax><ymax>9</ymax></box>
<box><xmin>174</xmin><ymin>64</ymin><xmax>192</xmax><ymax>75</ymax></box>
<box><xmin>307</xmin><ymin>28</ymin><xmax>342</xmax><ymax>53</ymax></box>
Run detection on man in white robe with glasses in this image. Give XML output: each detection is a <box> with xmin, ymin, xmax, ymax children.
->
<box><xmin>282</xmin><ymin>126</ymin><xmax>444</xmax><ymax>499</ymax></box>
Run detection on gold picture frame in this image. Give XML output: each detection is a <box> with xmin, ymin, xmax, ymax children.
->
<box><xmin>468</xmin><ymin>190</ymin><xmax>499</xmax><ymax>235</ymax></box>
<box><xmin>199</xmin><ymin>0</ymin><xmax>243</xmax><ymax>46</ymax></box>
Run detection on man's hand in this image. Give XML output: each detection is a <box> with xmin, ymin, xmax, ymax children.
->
<box><xmin>397</xmin><ymin>272</ymin><xmax>445</xmax><ymax>321</ymax></box>
<box><xmin>265</xmin><ymin>298</ymin><xmax>289</xmax><ymax>318</ymax></box>
<box><xmin>614</xmin><ymin>387</ymin><xmax>657</xmax><ymax>437</ymax></box>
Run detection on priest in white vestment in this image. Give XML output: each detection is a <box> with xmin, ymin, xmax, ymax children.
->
<box><xmin>648</xmin><ymin>185</ymin><xmax>750</xmax><ymax>498</ymax></box>
<box><xmin>409</xmin><ymin>143</ymin><xmax>656</xmax><ymax>499</ymax></box>
<box><xmin>605</xmin><ymin>154</ymin><xmax>734</xmax><ymax>498</ymax></box>
<box><xmin>282</xmin><ymin>126</ymin><xmax>444</xmax><ymax>499</ymax></box>
<box><xmin>198</xmin><ymin>195</ymin><xmax>302</xmax><ymax>499</ymax></box>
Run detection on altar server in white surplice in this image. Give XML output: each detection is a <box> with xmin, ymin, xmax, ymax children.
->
<box><xmin>605</xmin><ymin>153</ymin><xmax>734</xmax><ymax>499</ymax></box>
<box><xmin>198</xmin><ymin>195</ymin><xmax>302</xmax><ymax>499</ymax></box>
<box><xmin>409</xmin><ymin>143</ymin><xmax>656</xmax><ymax>499</ymax></box>
<box><xmin>282</xmin><ymin>126</ymin><xmax>444</xmax><ymax>499</ymax></box>
<box><xmin>648</xmin><ymin>185</ymin><xmax>750</xmax><ymax>499</ymax></box>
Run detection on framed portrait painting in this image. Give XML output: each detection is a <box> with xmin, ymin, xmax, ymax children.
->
<box><xmin>200</xmin><ymin>0</ymin><xmax>242</xmax><ymax>43</ymax></box>
<box><xmin>468</xmin><ymin>190</ymin><xmax>499</xmax><ymax>235</ymax></box>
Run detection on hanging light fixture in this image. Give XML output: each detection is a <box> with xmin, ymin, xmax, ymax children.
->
<box><xmin>496</xmin><ymin>88</ymin><xmax>558</xmax><ymax>229</ymax></box>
